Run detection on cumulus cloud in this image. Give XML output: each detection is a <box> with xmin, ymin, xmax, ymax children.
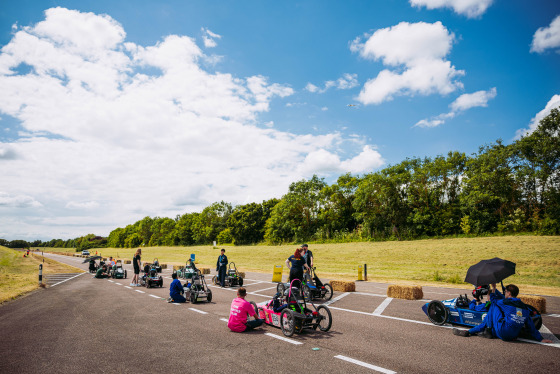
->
<box><xmin>409</xmin><ymin>0</ymin><xmax>494</xmax><ymax>18</ymax></box>
<box><xmin>515</xmin><ymin>94</ymin><xmax>560</xmax><ymax>138</ymax></box>
<box><xmin>351</xmin><ymin>22</ymin><xmax>464</xmax><ymax>105</ymax></box>
<box><xmin>305</xmin><ymin>73</ymin><xmax>358</xmax><ymax>94</ymax></box>
<box><xmin>415</xmin><ymin>87</ymin><xmax>496</xmax><ymax>128</ymax></box>
<box><xmin>531</xmin><ymin>15</ymin><xmax>560</xmax><ymax>53</ymax></box>
<box><xmin>201</xmin><ymin>27</ymin><xmax>221</xmax><ymax>48</ymax></box>
<box><xmin>0</xmin><ymin>7</ymin><xmax>384</xmax><ymax>239</ymax></box>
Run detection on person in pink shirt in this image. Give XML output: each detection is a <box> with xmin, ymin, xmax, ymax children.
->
<box><xmin>228</xmin><ymin>287</ymin><xmax>264</xmax><ymax>332</ymax></box>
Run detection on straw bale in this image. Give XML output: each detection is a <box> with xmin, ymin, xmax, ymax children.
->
<box><xmin>160</xmin><ymin>264</ymin><xmax>167</xmax><ymax>269</ymax></box>
<box><xmin>173</xmin><ymin>265</ymin><xmax>183</xmax><ymax>272</ymax></box>
<box><xmin>329</xmin><ymin>280</ymin><xmax>355</xmax><ymax>292</ymax></box>
<box><xmin>124</xmin><ymin>260</ymin><xmax>131</xmax><ymax>264</ymax></box>
<box><xmin>238</xmin><ymin>272</ymin><xmax>245</xmax><ymax>278</ymax></box>
<box><xmin>387</xmin><ymin>285</ymin><xmax>423</xmax><ymax>300</ymax></box>
<box><xmin>199</xmin><ymin>267</ymin><xmax>210</xmax><ymax>274</ymax></box>
<box><xmin>519</xmin><ymin>295</ymin><xmax>546</xmax><ymax>314</ymax></box>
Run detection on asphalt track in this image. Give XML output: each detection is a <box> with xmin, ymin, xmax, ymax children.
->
<box><xmin>1</xmin><ymin>253</ymin><xmax>559</xmax><ymax>374</ymax></box>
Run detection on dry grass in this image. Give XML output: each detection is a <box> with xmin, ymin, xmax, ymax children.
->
<box><xmin>43</xmin><ymin>235</ymin><xmax>560</xmax><ymax>296</ymax></box>
<box><xmin>0</xmin><ymin>247</ymin><xmax>81</xmax><ymax>303</ymax></box>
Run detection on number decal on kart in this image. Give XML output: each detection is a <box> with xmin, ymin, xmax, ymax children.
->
<box><xmin>271</xmin><ymin>314</ymin><xmax>280</xmax><ymax>326</ymax></box>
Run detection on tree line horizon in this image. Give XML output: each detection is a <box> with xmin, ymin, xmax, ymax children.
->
<box><xmin>4</xmin><ymin>108</ymin><xmax>559</xmax><ymax>250</ymax></box>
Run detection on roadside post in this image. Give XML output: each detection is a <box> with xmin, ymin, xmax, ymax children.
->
<box><xmin>272</xmin><ymin>265</ymin><xmax>283</xmax><ymax>283</ymax></box>
<box><xmin>364</xmin><ymin>264</ymin><xmax>368</xmax><ymax>281</ymax></box>
<box><xmin>38</xmin><ymin>264</ymin><xmax>43</xmax><ymax>285</ymax></box>
<box><xmin>357</xmin><ymin>264</ymin><xmax>363</xmax><ymax>281</ymax></box>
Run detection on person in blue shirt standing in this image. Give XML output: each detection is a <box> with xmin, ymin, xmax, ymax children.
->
<box><xmin>167</xmin><ymin>272</ymin><xmax>186</xmax><ymax>303</ymax></box>
<box><xmin>454</xmin><ymin>283</ymin><xmax>552</xmax><ymax>343</ymax></box>
<box><xmin>285</xmin><ymin>247</ymin><xmax>309</xmax><ymax>288</ymax></box>
<box><xmin>216</xmin><ymin>249</ymin><xmax>228</xmax><ymax>287</ymax></box>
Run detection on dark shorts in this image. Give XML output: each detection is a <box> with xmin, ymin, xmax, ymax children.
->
<box><xmin>133</xmin><ymin>265</ymin><xmax>140</xmax><ymax>275</ymax></box>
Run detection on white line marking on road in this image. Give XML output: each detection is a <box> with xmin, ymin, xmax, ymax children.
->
<box><xmin>334</xmin><ymin>355</ymin><xmax>396</xmax><ymax>374</ymax></box>
<box><xmin>354</xmin><ymin>292</ymin><xmax>388</xmax><ymax>298</ymax></box>
<box><xmin>49</xmin><ymin>272</ymin><xmax>86</xmax><ymax>287</ymax></box>
<box><xmin>548</xmin><ymin>314</ymin><xmax>560</xmax><ymax>318</ymax></box>
<box><xmin>189</xmin><ymin>308</ymin><xmax>208</xmax><ymax>314</ymax></box>
<box><xmin>108</xmin><ymin>280</ymin><xmax>114</xmax><ymax>283</ymax></box>
<box><xmin>535</xmin><ymin>324</ymin><xmax>560</xmax><ymax>344</ymax></box>
<box><xmin>252</xmin><ymin>286</ymin><xmax>278</xmax><ymax>293</ymax></box>
<box><xmin>172</xmin><ymin>303</ymin><xmax>181</xmax><ymax>306</ymax></box>
<box><xmin>124</xmin><ymin>286</ymin><xmax>132</xmax><ymax>289</ymax></box>
<box><xmin>323</xmin><ymin>292</ymin><xmax>350</xmax><ymax>306</ymax></box>
<box><xmin>265</xmin><ymin>333</ymin><xmax>303</xmax><ymax>345</ymax></box>
<box><xmin>114</xmin><ymin>283</ymin><xmax>122</xmax><ymax>285</ymax></box>
<box><xmin>135</xmin><ymin>290</ymin><xmax>145</xmax><ymax>293</ymax></box>
<box><xmin>149</xmin><ymin>294</ymin><xmax>160</xmax><ymax>299</ymax></box>
<box><xmin>373</xmin><ymin>297</ymin><xmax>393</xmax><ymax>316</ymax></box>
<box><xmin>244</xmin><ymin>279</ymin><xmax>272</xmax><ymax>284</ymax></box>
<box><xmin>220</xmin><ymin>318</ymin><xmax>229</xmax><ymax>322</ymax></box>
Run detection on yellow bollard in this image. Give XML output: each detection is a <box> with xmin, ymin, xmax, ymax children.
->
<box><xmin>358</xmin><ymin>264</ymin><xmax>363</xmax><ymax>281</ymax></box>
<box><xmin>272</xmin><ymin>265</ymin><xmax>283</xmax><ymax>283</ymax></box>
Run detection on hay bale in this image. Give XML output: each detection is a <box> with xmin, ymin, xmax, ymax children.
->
<box><xmin>160</xmin><ymin>264</ymin><xmax>167</xmax><ymax>269</ymax></box>
<box><xmin>238</xmin><ymin>272</ymin><xmax>246</xmax><ymax>278</ymax></box>
<box><xmin>124</xmin><ymin>260</ymin><xmax>131</xmax><ymax>264</ymax></box>
<box><xmin>199</xmin><ymin>267</ymin><xmax>210</xmax><ymax>274</ymax></box>
<box><xmin>520</xmin><ymin>295</ymin><xmax>546</xmax><ymax>314</ymax></box>
<box><xmin>173</xmin><ymin>265</ymin><xmax>183</xmax><ymax>272</ymax></box>
<box><xmin>330</xmin><ymin>280</ymin><xmax>355</xmax><ymax>292</ymax></box>
<box><xmin>102</xmin><ymin>257</ymin><xmax>107</xmax><ymax>261</ymax></box>
<box><xmin>387</xmin><ymin>285</ymin><xmax>423</xmax><ymax>300</ymax></box>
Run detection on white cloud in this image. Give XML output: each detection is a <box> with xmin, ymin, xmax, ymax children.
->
<box><xmin>201</xmin><ymin>27</ymin><xmax>221</xmax><ymax>48</ymax></box>
<box><xmin>305</xmin><ymin>73</ymin><xmax>358</xmax><ymax>94</ymax></box>
<box><xmin>515</xmin><ymin>94</ymin><xmax>560</xmax><ymax>138</ymax></box>
<box><xmin>415</xmin><ymin>87</ymin><xmax>496</xmax><ymax>128</ymax></box>
<box><xmin>531</xmin><ymin>15</ymin><xmax>560</xmax><ymax>53</ymax></box>
<box><xmin>409</xmin><ymin>0</ymin><xmax>494</xmax><ymax>18</ymax></box>
<box><xmin>352</xmin><ymin>22</ymin><xmax>464</xmax><ymax>105</ymax></box>
<box><xmin>0</xmin><ymin>8</ymin><xmax>384</xmax><ymax>239</ymax></box>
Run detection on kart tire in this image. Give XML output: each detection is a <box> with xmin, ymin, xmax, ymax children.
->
<box><xmin>280</xmin><ymin>309</ymin><xmax>295</xmax><ymax>337</ymax></box>
<box><xmin>239</xmin><ymin>277</ymin><xmax>243</xmax><ymax>287</ymax></box>
<box><xmin>124</xmin><ymin>270</ymin><xmax>127</xmax><ymax>279</ymax></box>
<box><xmin>227</xmin><ymin>277</ymin><xmax>233</xmax><ymax>287</ymax></box>
<box><xmin>302</xmin><ymin>284</ymin><xmax>312</xmax><ymax>301</ymax></box>
<box><xmin>427</xmin><ymin>300</ymin><xmax>448</xmax><ymax>325</ymax></box>
<box><xmin>323</xmin><ymin>283</ymin><xmax>333</xmax><ymax>301</ymax></box>
<box><xmin>207</xmin><ymin>290</ymin><xmax>212</xmax><ymax>303</ymax></box>
<box><xmin>146</xmin><ymin>282</ymin><xmax>151</xmax><ymax>288</ymax></box>
<box><xmin>277</xmin><ymin>282</ymin><xmax>285</xmax><ymax>295</ymax></box>
<box><xmin>317</xmin><ymin>305</ymin><xmax>332</xmax><ymax>332</ymax></box>
<box><xmin>212</xmin><ymin>275</ymin><xmax>219</xmax><ymax>286</ymax></box>
<box><xmin>250</xmin><ymin>301</ymin><xmax>258</xmax><ymax>317</ymax></box>
<box><xmin>190</xmin><ymin>292</ymin><xmax>197</xmax><ymax>304</ymax></box>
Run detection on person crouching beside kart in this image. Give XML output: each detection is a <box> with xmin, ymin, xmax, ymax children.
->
<box><xmin>228</xmin><ymin>287</ymin><xmax>264</xmax><ymax>332</ymax></box>
<box><xmin>94</xmin><ymin>265</ymin><xmax>109</xmax><ymax>279</ymax></box>
<box><xmin>469</xmin><ymin>285</ymin><xmax>491</xmax><ymax>312</ymax></box>
<box><xmin>454</xmin><ymin>284</ymin><xmax>552</xmax><ymax>343</ymax></box>
<box><xmin>167</xmin><ymin>273</ymin><xmax>186</xmax><ymax>303</ymax></box>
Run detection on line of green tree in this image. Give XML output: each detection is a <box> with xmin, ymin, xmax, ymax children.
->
<box><xmin>6</xmin><ymin>107</ymin><xmax>559</xmax><ymax>248</ymax></box>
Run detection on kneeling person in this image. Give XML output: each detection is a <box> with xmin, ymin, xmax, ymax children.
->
<box><xmin>168</xmin><ymin>273</ymin><xmax>186</xmax><ymax>303</ymax></box>
<box><xmin>228</xmin><ymin>287</ymin><xmax>264</xmax><ymax>332</ymax></box>
<box><xmin>95</xmin><ymin>265</ymin><xmax>109</xmax><ymax>279</ymax></box>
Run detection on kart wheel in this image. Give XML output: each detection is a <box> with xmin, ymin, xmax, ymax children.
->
<box><xmin>302</xmin><ymin>284</ymin><xmax>311</xmax><ymax>301</ymax></box>
<box><xmin>227</xmin><ymin>278</ymin><xmax>233</xmax><ymax>287</ymax></box>
<box><xmin>526</xmin><ymin>305</ymin><xmax>542</xmax><ymax>330</ymax></box>
<box><xmin>239</xmin><ymin>277</ymin><xmax>243</xmax><ymax>287</ymax></box>
<box><xmin>280</xmin><ymin>309</ymin><xmax>295</xmax><ymax>337</ymax></box>
<box><xmin>212</xmin><ymin>275</ymin><xmax>219</xmax><ymax>286</ymax></box>
<box><xmin>317</xmin><ymin>305</ymin><xmax>332</xmax><ymax>332</ymax></box>
<box><xmin>124</xmin><ymin>270</ymin><xmax>127</xmax><ymax>279</ymax></box>
<box><xmin>323</xmin><ymin>284</ymin><xmax>333</xmax><ymax>301</ymax></box>
<box><xmin>207</xmin><ymin>290</ymin><xmax>212</xmax><ymax>302</ymax></box>
<box><xmin>250</xmin><ymin>301</ymin><xmax>258</xmax><ymax>317</ymax></box>
<box><xmin>427</xmin><ymin>300</ymin><xmax>448</xmax><ymax>325</ymax></box>
<box><xmin>190</xmin><ymin>292</ymin><xmax>197</xmax><ymax>304</ymax></box>
<box><xmin>146</xmin><ymin>282</ymin><xmax>151</xmax><ymax>288</ymax></box>
<box><xmin>277</xmin><ymin>283</ymin><xmax>285</xmax><ymax>295</ymax></box>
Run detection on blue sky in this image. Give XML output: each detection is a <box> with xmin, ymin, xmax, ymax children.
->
<box><xmin>1</xmin><ymin>0</ymin><xmax>559</xmax><ymax>240</ymax></box>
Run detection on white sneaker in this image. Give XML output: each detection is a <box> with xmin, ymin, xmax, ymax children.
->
<box><xmin>129</xmin><ymin>283</ymin><xmax>135</xmax><ymax>286</ymax></box>
<box><xmin>167</xmin><ymin>297</ymin><xmax>173</xmax><ymax>303</ymax></box>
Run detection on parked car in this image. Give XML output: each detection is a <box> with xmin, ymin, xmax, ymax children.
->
<box><xmin>81</xmin><ymin>250</ymin><xmax>90</xmax><ymax>256</ymax></box>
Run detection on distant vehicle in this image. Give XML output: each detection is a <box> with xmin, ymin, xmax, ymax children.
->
<box><xmin>82</xmin><ymin>250</ymin><xmax>90</xmax><ymax>256</ymax></box>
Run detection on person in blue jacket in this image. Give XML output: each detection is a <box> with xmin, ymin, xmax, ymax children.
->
<box><xmin>216</xmin><ymin>249</ymin><xmax>228</xmax><ymax>287</ymax></box>
<box><xmin>167</xmin><ymin>272</ymin><xmax>186</xmax><ymax>303</ymax></box>
<box><xmin>454</xmin><ymin>284</ymin><xmax>552</xmax><ymax>343</ymax></box>
<box><xmin>469</xmin><ymin>286</ymin><xmax>490</xmax><ymax>312</ymax></box>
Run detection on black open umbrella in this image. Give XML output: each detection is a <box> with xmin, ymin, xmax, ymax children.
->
<box><xmin>83</xmin><ymin>255</ymin><xmax>102</xmax><ymax>263</ymax></box>
<box><xmin>464</xmin><ymin>257</ymin><xmax>516</xmax><ymax>286</ymax></box>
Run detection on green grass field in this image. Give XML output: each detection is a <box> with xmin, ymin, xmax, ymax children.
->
<box><xmin>0</xmin><ymin>246</ymin><xmax>82</xmax><ymax>303</ymax></box>
<box><xmin>47</xmin><ymin>235</ymin><xmax>560</xmax><ymax>296</ymax></box>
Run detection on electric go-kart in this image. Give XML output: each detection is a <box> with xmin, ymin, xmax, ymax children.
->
<box><xmin>110</xmin><ymin>260</ymin><xmax>127</xmax><ymax>279</ymax></box>
<box><xmin>184</xmin><ymin>269</ymin><xmax>212</xmax><ymax>303</ymax></box>
<box><xmin>258</xmin><ymin>279</ymin><xmax>332</xmax><ymax>337</ymax></box>
<box><xmin>212</xmin><ymin>262</ymin><xmax>244</xmax><ymax>287</ymax></box>
<box><xmin>422</xmin><ymin>293</ymin><xmax>543</xmax><ymax>332</ymax></box>
<box><xmin>177</xmin><ymin>259</ymin><xmax>198</xmax><ymax>280</ymax></box>
<box><xmin>140</xmin><ymin>264</ymin><xmax>163</xmax><ymax>288</ymax></box>
<box><xmin>153</xmin><ymin>258</ymin><xmax>162</xmax><ymax>273</ymax></box>
<box><xmin>301</xmin><ymin>267</ymin><xmax>333</xmax><ymax>301</ymax></box>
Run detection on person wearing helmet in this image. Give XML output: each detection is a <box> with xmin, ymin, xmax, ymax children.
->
<box><xmin>469</xmin><ymin>285</ymin><xmax>490</xmax><ymax>312</ymax></box>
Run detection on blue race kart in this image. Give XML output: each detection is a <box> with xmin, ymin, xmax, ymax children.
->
<box><xmin>422</xmin><ymin>294</ymin><xmax>543</xmax><ymax>332</ymax></box>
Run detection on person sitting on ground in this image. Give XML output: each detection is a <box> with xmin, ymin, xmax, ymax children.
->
<box><xmin>228</xmin><ymin>287</ymin><xmax>264</xmax><ymax>332</ymax></box>
<box><xmin>95</xmin><ymin>265</ymin><xmax>109</xmax><ymax>279</ymax></box>
<box><xmin>454</xmin><ymin>283</ymin><xmax>552</xmax><ymax>343</ymax></box>
<box><xmin>167</xmin><ymin>273</ymin><xmax>186</xmax><ymax>303</ymax></box>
